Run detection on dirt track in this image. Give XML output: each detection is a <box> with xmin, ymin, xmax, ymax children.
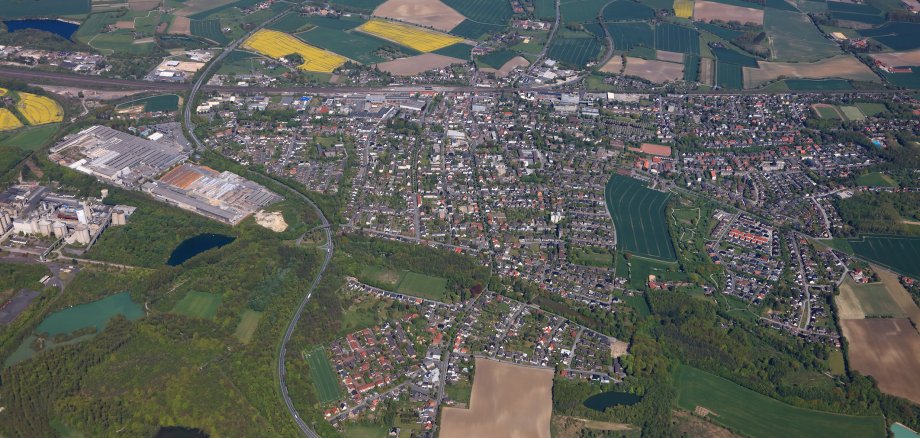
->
<box><xmin>441</xmin><ymin>358</ymin><xmax>553</xmax><ymax>438</ymax></box>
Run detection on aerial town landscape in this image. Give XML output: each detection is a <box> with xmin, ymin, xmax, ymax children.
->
<box><xmin>0</xmin><ymin>0</ymin><xmax>919</xmax><ymax>437</ymax></box>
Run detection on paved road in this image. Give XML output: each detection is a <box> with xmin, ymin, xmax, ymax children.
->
<box><xmin>529</xmin><ymin>0</ymin><xmax>561</xmax><ymax>72</ymax></box>
<box><xmin>177</xmin><ymin>8</ymin><xmax>329</xmax><ymax>437</ymax></box>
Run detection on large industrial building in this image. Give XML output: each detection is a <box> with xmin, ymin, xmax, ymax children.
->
<box><xmin>49</xmin><ymin>125</ymin><xmax>188</xmax><ymax>188</ymax></box>
<box><xmin>143</xmin><ymin>164</ymin><xmax>281</xmax><ymax>225</ymax></box>
<box><xmin>0</xmin><ymin>184</ymin><xmax>133</xmax><ymax>247</ymax></box>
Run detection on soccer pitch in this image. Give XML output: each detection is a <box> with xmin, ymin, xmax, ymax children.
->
<box><xmin>604</xmin><ymin>174</ymin><xmax>676</xmax><ymax>260</ymax></box>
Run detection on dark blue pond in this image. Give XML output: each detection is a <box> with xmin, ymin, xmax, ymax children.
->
<box><xmin>583</xmin><ymin>391</ymin><xmax>642</xmax><ymax>411</ymax></box>
<box><xmin>3</xmin><ymin>19</ymin><xmax>79</xmax><ymax>40</ymax></box>
<box><xmin>167</xmin><ymin>234</ymin><xmax>235</xmax><ymax>266</ymax></box>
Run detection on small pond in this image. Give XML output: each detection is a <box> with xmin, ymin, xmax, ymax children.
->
<box><xmin>583</xmin><ymin>391</ymin><xmax>642</xmax><ymax>412</ymax></box>
<box><xmin>167</xmin><ymin>233</ymin><xmax>235</xmax><ymax>266</ymax></box>
<box><xmin>155</xmin><ymin>426</ymin><xmax>210</xmax><ymax>438</ymax></box>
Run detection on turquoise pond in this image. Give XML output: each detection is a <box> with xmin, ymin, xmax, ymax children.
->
<box><xmin>3</xmin><ymin>292</ymin><xmax>144</xmax><ymax>367</ymax></box>
<box><xmin>893</xmin><ymin>423</ymin><xmax>920</xmax><ymax>438</ymax></box>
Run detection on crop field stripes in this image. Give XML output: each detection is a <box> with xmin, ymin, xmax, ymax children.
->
<box><xmin>605</xmin><ymin>174</ymin><xmax>677</xmax><ymax>260</ymax></box>
<box><xmin>304</xmin><ymin>347</ymin><xmax>342</xmax><ymax>404</ymax></box>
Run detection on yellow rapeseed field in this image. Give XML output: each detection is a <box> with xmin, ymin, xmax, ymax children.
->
<box><xmin>673</xmin><ymin>0</ymin><xmax>693</xmax><ymax>18</ymax></box>
<box><xmin>0</xmin><ymin>109</ymin><xmax>24</xmax><ymax>131</ymax></box>
<box><xmin>0</xmin><ymin>87</ymin><xmax>8</xmax><ymax>97</ymax></box>
<box><xmin>242</xmin><ymin>29</ymin><xmax>346</xmax><ymax>73</ymax></box>
<box><xmin>15</xmin><ymin>92</ymin><xmax>63</xmax><ymax>125</ymax></box>
<box><xmin>358</xmin><ymin>19</ymin><xmax>462</xmax><ymax>52</ymax></box>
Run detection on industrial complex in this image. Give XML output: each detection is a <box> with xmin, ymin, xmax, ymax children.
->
<box><xmin>144</xmin><ymin>164</ymin><xmax>282</xmax><ymax>225</ymax></box>
<box><xmin>48</xmin><ymin>126</ymin><xmax>280</xmax><ymax>225</ymax></box>
<box><xmin>49</xmin><ymin>125</ymin><xmax>188</xmax><ymax>189</ymax></box>
<box><xmin>0</xmin><ymin>183</ymin><xmax>133</xmax><ymax>253</ymax></box>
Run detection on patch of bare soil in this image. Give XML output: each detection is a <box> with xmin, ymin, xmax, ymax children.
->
<box><xmin>441</xmin><ymin>358</ymin><xmax>553</xmax><ymax>438</ymax></box>
<box><xmin>840</xmin><ymin>318</ymin><xmax>920</xmax><ymax>404</ymax></box>
<box><xmin>673</xmin><ymin>410</ymin><xmax>740</xmax><ymax>438</ymax></box>
<box><xmin>624</xmin><ymin>57</ymin><xmax>683</xmax><ymax>83</ymax></box>
<box><xmin>610</xmin><ymin>338</ymin><xmax>629</xmax><ymax>358</ymax></box>
<box><xmin>169</xmin><ymin>16</ymin><xmax>192</xmax><ymax>34</ymax></box>
<box><xmin>375</xmin><ymin>53</ymin><xmax>465</xmax><ymax>76</ymax></box>
<box><xmin>743</xmin><ymin>55</ymin><xmax>878</xmax><ymax>88</ymax></box>
<box><xmin>254</xmin><ymin>210</ymin><xmax>288</xmax><ymax>232</ymax></box>
<box><xmin>373</xmin><ymin>0</ymin><xmax>466</xmax><ymax>32</ymax></box>
<box><xmin>496</xmin><ymin>56</ymin><xmax>529</xmax><ymax>77</ymax></box>
<box><xmin>656</xmin><ymin>50</ymin><xmax>684</xmax><ymax>63</ymax></box>
<box><xmin>694</xmin><ymin>0</ymin><xmax>764</xmax><ymax>25</ymax></box>
<box><xmin>599</xmin><ymin>55</ymin><xmax>624</xmax><ymax>73</ymax></box>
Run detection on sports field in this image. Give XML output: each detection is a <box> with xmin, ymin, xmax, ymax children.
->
<box><xmin>233</xmin><ymin>309</ymin><xmax>262</xmax><ymax>344</ymax></box>
<box><xmin>847</xmin><ymin>235</ymin><xmax>920</xmax><ymax>278</ymax></box>
<box><xmin>604</xmin><ymin>174</ymin><xmax>676</xmax><ymax>260</ymax></box>
<box><xmin>396</xmin><ymin>272</ymin><xmax>448</xmax><ymax>301</ymax></box>
<box><xmin>172</xmin><ymin>291</ymin><xmax>222</xmax><ymax>319</ymax></box>
<box><xmin>0</xmin><ymin>109</ymin><xmax>24</xmax><ymax>132</ymax></box>
<box><xmin>305</xmin><ymin>348</ymin><xmax>342</xmax><ymax>404</ymax></box>
<box><xmin>15</xmin><ymin>92</ymin><xmax>63</xmax><ymax>126</ymax></box>
<box><xmin>675</xmin><ymin>365</ymin><xmax>886</xmax><ymax>438</ymax></box>
<box><xmin>357</xmin><ymin>19</ymin><xmax>462</xmax><ymax>52</ymax></box>
<box><xmin>242</xmin><ymin>29</ymin><xmax>347</xmax><ymax>72</ymax></box>
<box><xmin>855</xmin><ymin>172</ymin><xmax>896</xmax><ymax>187</ymax></box>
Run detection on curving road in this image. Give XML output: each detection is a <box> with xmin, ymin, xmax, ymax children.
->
<box><xmin>179</xmin><ymin>9</ymin><xmax>328</xmax><ymax>438</ymax></box>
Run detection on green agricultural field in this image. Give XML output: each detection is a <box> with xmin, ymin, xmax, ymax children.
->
<box><xmin>534</xmin><ymin>0</ymin><xmax>557</xmax><ymax>19</ymax></box>
<box><xmin>844</xmin><ymin>280</ymin><xmax>906</xmax><ymax>318</ymax></box>
<box><xmin>305</xmin><ymin>348</ymin><xmax>342</xmax><ymax>404</ymax></box>
<box><xmin>715</xmin><ymin>61</ymin><xmax>743</xmax><ymax>89</ymax></box>
<box><xmin>675</xmin><ymin>365</ymin><xmax>886</xmax><ymax>438</ymax></box>
<box><xmin>859</xmin><ymin>22</ymin><xmax>920</xmax><ymax>51</ymax></box>
<box><xmin>3</xmin><ymin>0</ymin><xmax>90</xmax><ymax>17</ymax></box>
<box><xmin>847</xmin><ymin>235</ymin><xmax>920</xmax><ymax>278</ymax></box>
<box><xmin>856</xmin><ymin>172</ymin><xmax>897</xmax><ymax>187</ymax></box>
<box><xmin>605</xmin><ymin>174</ymin><xmax>676</xmax><ymax>260</ymax></box>
<box><xmin>478</xmin><ymin>49</ymin><xmax>519</xmax><ymax>69</ymax></box>
<box><xmin>854</xmin><ymin>102</ymin><xmax>887</xmax><ymax>116</ymax></box>
<box><xmin>603</xmin><ymin>0</ymin><xmax>655</xmax><ymax>21</ymax></box>
<box><xmin>267</xmin><ymin>13</ymin><xmax>315</xmax><ymax>33</ymax></box>
<box><xmin>443</xmin><ymin>0</ymin><xmax>513</xmax><ymax>25</ymax></box>
<box><xmin>764</xmin><ymin>9</ymin><xmax>841</xmax><ymax>61</ymax></box>
<box><xmin>560</xmin><ymin>0</ymin><xmax>610</xmax><ymax>23</ymax></box>
<box><xmin>696</xmin><ymin>22</ymin><xmax>743</xmax><ymax>41</ymax></box>
<box><xmin>784</xmin><ymin>79</ymin><xmax>853</xmax><ymax>91</ymax></box>
<box><xmin>233</xmin><ymin>309</ymin><xmax>262</xmax><ymax>344</ymax></box>
<box><xmin>547</xmin><ymin>37</ymin><xmax>602</xmax><ymax>67</ymax></box>
<box><xmin>607</xmin><ymin>22</ymin><xmax>654</xmax><ymax>51</ymax></box>
<box><xmin>450</xmin><ymin>20</ymin><xmax>504</xmax><ymax>39</ymax></box>
<box><xmin>655</xmin><ymin>23</ymin><xmax>700</xmax><ymax>55</ymax></box>
<box><xmin>435</xmin><ymin>43</ymin><xmax>473</xmax><ymax>59</ymax></box>
<box><xmin>396</xmin><ymin>272</ymin><xmax>448</xmax><ymax>301</ymax></box>
<box><xmin>172</xmin><ymin>291</ymin><xmax>222</xmax><ymax>319</ymax></box>
<box><xmin>298</xmin><ymin>26</ymin><xmax>404</xmax><ymax>64</ymax></box>
<box><xmin>827</xmin><ymin>350</ymin><xmax>845</xmax><ymax>375</ymax></box>
<box><xmin>0</xmin><ymin>123</ymin><xmax>59</xmax><ymax>151</ymax></box>
<box><xmin>191</xmin><ymin>19</ymin><xmax>228</xmax><ymax>43</ymax></box>
<box><xmin>89</xmin><ymin>31</ymin><xmax>156</xmax><ymax>55</ymax></box>
<box><xmin>116</xmin><ymin>94</ymin><xmax>180</xmax><ymax>113</ymax></box>
<box><xmin>684</xmin><ymin>55</ymin><xmax>700</xmax><ymax>81</ymax></box>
